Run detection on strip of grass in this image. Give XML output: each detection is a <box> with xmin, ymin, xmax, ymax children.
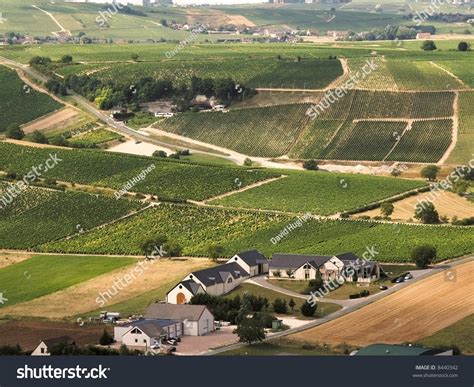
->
<box><xmin>418</xmin><ymin>314</ymin><xmax>474</xmax><ymax>355</ymax></box>
<box><xmin>218</xmin><ymin>338</ymin><xmax>352</xmax><ymax>356</ymax></box>
<box><xmin>0</xmin><ymin>255</ymin><xmax>134</xmax><ymax>308</ymax></box>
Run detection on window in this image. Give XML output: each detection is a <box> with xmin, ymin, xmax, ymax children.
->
<box><xmin>305</xmin><ymin>272</ymin><xmax>310</xmax><ymax>280</ymax></box>
<box><xmin>41</xmin><ymin>348</ymin><xmax>45</xmax><ymax>354</ymax></box>
<box><xmin>131</xmin><ymin>328</ymin><xmax>142</xmax><ymax>334</ymax></box>
<box><xmin>143</xmin><ymin>340</ymin><xmax>146</xmax><ymax>343</ymax></box>
<box><xmin>227</xmin><ymin>278</ymin><xmax>233</xmax><ymax>283</ymax></box>
<box><xmin>135</xmin><ymin>339</ymin><xmax>138</xmax><ymax>343</ymax></box>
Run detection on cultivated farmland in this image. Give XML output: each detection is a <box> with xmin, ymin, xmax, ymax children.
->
<box><xmin>40</xmin><ymin>204</ymin><xmax>473</xmax><ymax>263</ymax></box>
<box><xmin>212</xmin><ymin>170</ymin><xmax>426</xmax><ymax>215</ymax></box>
<box><xmin>60</xmin><ymin>58</ymin><xmax>343</xmax><ymax>90</ymax></box>
<box><xmin>0</xmin><ymin>65</ymin><xmax>63</xmax><ymax>131</ymax></box>
<box><xmin>158</xmin><ymin>104</ymin><xmax>311</xmax><ymax>157</ymax></box>
<box><xmin>0</xmin><ymin>182</ymin><xmax>142</xmax><ymax>249</ymax></box>
<box><xmin>289</xmin><ymin>90</ymin><xmax>455</xmax><ymax>161</ymax></box>
<box><xmin>289</xmin><ymin>261</ymin><xmax>474</xmax><ymax>347</ymax></box>
<box><xmin>0</xmin><ymin>142</ymin><xmax>278</xmax><ymax>200</ymax></box>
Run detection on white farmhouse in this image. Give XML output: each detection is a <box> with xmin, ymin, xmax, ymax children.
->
<box><xmin>269</xmin><ymin>252</ymin><xmax>381</xmax><ymax>283</ymax></box>
<box><xmin>166</xmin><ymin>250</ymin><xmax>268</xmax><ymax>304</ymax></box>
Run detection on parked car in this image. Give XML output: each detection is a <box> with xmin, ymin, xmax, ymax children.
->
<box><xmin>150</xmin><ymin>343</ymin><xmax>160</xmax><ymax>350</ymax></box>
<box><xmin>395</xmin><ymin>277</ymin><xmax>404</xmax><ymax>283</ymax></box>
<box><xmin>379</xmin><ymin>285</ymin><xmax>388</xmax><ymax>290</ymax></box>
<box><xmin>167</xmin><ymin>339</ymin><xmax>178</xmax><ymax>346</ymax></box>
<box><xmin>169</xmin><ymin>336</ymin><xmax>181</xmax><ymax>342</ymax></box>
<box><xmin>404</xmin><ymin>273</ymin><xmax>413</xmax><ymax>280</ymax></box>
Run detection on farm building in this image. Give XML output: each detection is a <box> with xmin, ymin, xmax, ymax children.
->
<box><xmin>166</xmin><ymin>250</ymin><xmax>268</xmax><ymax>304</ymax></box>
<box><xmin>114</xmin><ymin>319</ymin><xmax>182</xmax><ymax>349</ymax></box>
<box><xmin>227</xmin><ymin>250</ymin><xmax>269</xmax><ymax>277</ymax></box>
<box><xmin>268</xmin><ymin>252</ymin><xmax>381</xmax><ymax>283</ymax></box>
<box><xmin>145</xmin><ymin>304</ymin><xmax>215</xmax><ymax>336</ymax></box>
<box><xmin>31</xmin><ymin>336</ymin><xmax>75</xmax><ymax>356</ymax></box>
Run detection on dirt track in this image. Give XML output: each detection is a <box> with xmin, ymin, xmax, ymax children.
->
<box><xmin>289</xmin><ymin>260</ymin><xmax>474</xmax><ymax>346</ymax></box>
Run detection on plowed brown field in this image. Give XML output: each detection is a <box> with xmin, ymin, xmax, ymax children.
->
<box><xmin>290</xmin><ymin>260</ymin><xmax>474</xmax><ymax>346</ymax></box>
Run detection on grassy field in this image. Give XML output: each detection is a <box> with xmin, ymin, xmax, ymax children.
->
<box><xmin>0</xmin><ymin>258</ymin><xmax>213</xmax><ymax>319</ymax></box>
<box><xmin>419</xmin><ymin>314</ymin><xmax>474</xmax><ymax>355</ymax></box>
<box><xmin>268</xmin><ymin>278</ymin><xmax>392</xmax><ymax>299</ymax></box>
<box><xmin>0</xmin><ymin>65</ymin><xmax>63</xmax><ymax>131</ymax></box>
<box><xmin>0</xmin><ymin>255</ymin><xmax>134</xmax><ymax>309</ymax></box>
<box><xmin>226</xmin><ymin>283</ymin><xmax>341</xmax><ymax>319</ymax></box>
<box><xmin>0</xmin><ymin>182</ymin><xmax>142</xmax><ymax>249</ymax></box>
<box><xmin>212</xmin><ymin>170</ymin><xmax>426</xmax><ymax>215</ymax></box>
<box><xmin>40</xmin><ymin>204</ymin><xmax>474</xmax><ymax>263</ymax></box>
<box><xmin>0</xmin><ymin>142</ymin><xmax>277</xmax><ymax>201</ymax></box>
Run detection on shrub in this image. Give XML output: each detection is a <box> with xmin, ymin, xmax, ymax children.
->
<box><xmin>5</xmin><ymin>124</ymin><xmax>24</xmax><ymax>140</ymax></box>
<box><xmin>31</xmin><ymin>130</ymin><xmax>49</xmax><ymax>144</ymax></box>
<box><xmin>153</xmin><ymin>150</ymin><xmax>167</xmax><ymax>158</ymax></box>
<box><xmin>421</xmin><ymin>40</ymin><xmax>437</xmax><ymax>51</ymax></box>
<box><xmin>272</xmin><ymin>298</ymin><xmax>288</xmax><ymax>314</ymax></box>
<box><xmin>300</xmin><ymin>301</ymin><xmax>317</xmax><ymax>317</ymax></box>
<box><xmin>349</xmin><ymin>293</ymin><xmax>360</xmax><ymax>299</ymax></box>
<box><xmin>303</xmin><ymin>159</ymin><xmax>319</xmax><ymax>171</ymax></box>
<box><xmin>99</xmin><ymin>329</ymin><xmax>114</xmax><ymax>345</ymax></box>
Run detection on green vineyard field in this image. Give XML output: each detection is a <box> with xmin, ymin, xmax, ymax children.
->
<box><xmin>40</xmin><ymin>204</ymin><xmax>473</xmax><ymax>263</ymax></box>
<box><xmin>0</xmin><ymin>142</ymin><xmax>277</xmax><ymax>200</ymax></box>
<box><xmin>386</xmin><ymin>119</ymin><xmax>453</xmax><ymax>163</ymax></box>
<box><xmin>158</xmin><ymin>104</ymin><xmax>311</xmax><ymax>157</ymax></box>
<box><xmin>0</xmin><ymin>182</ymin><xmax>142</xmax><ymax>249</ymax></box>
<box><xmin>0</xmin><ymin>66</ymin><xmax>63</xmax><ymax>131</ymax></box>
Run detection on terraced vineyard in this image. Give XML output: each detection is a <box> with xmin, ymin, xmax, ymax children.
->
<box><xmin>40</xmin><ymin>204</ymin><xmax>473</xmax><ymax>263</ymax></box>
<box><xmin>159</xmin><ymin>104</ymin><xmax>311</xmax><ymax>157</ymax></box>
<box><xmin>0</xmin><ymin>143</ymin><xmax>278</xmax><ymax>200</ymax></box>
<box><xmin>386</xmin><ymin>119</ymin><xmax>453</xmax><ymax>163</ymax></box>
<box><xmin>0</xmin><ymin>182</ymin><xmax>142</xmax><ymax>249</ymax></box>
<box><xmin>290</xmin><ymin>90</ymin><xmax>455</xmax><ymax>161</ymax></box>
<box><xmin>0</xmin><ymin>65</ymin><xmax>63</xmax><ymax>131</ymax></box>
<box><xmin>386</xmin><ymin>60</ymin><xmax>465</xmax><ymax>91</ymax></box>
<box><xmin>322</xmin><ymin>120</ymin><xmax>406</xmax><ymax>161</ymax></box>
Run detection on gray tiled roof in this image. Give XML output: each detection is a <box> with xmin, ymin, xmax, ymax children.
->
<box><xmin>270</xmin><ymin>254</ymin><xmax>332</xmax><ymax>269</ymax></box>
<box><xmin>145</xmin><ymin>303</ymin><xmax>210</xmax><ymax>321</ymax></box>
<box><xmin>190</xmin><ymin>262</ymin><xmax>249</xmax><ymax>287</ymax></box>
<box><xmin>179</xmin><ymin>279</ymin><xmax>203</xmax><ymax>295</ymax></box>
<box><xmin>234</xmin><ymin>250</ymin><xmax>268</xmax><ymax>266</ymax></box>
<box><xmin>125</xmin><ymin>319</ymin><xmax>177</xmax><ymax>338</ymax></box>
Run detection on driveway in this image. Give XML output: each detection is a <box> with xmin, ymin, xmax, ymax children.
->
<box><xmin>175</xmin><ymin>326</ymin><xmax>239</xmax><ymax>355</ymax></box>
<box><xmin>208</xmin><ymin>256</ymin><xmax>473</xmax><ymax>355</ymax></box>
<box><xmin>246</xmin><ymin>267</ymin><xmax>435</xmax><ymax>309</ymax></box>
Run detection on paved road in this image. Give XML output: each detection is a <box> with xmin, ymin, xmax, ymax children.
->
<box><xmin>206</xmin><ymin>255</ymin><xmax>473</xmax><ymax>355</ymax></box>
